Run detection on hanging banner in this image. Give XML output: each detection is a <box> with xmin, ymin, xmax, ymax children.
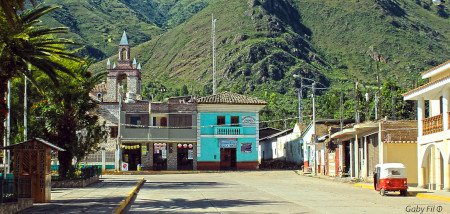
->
<box><xmin>162</xmin><ymin>150</ymin><xmax>167</xmax><ymax>159</ymax></box>
<box><xmin>188</xmin><ymin>149</ymin><xmax>193</xmax><ymax>160</ymax></box>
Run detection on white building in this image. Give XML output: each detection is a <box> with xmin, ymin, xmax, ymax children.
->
<box><xmin>403</xmin><ymin>60</ymin><xmax>450</xmax><ymax>190</ymax></box>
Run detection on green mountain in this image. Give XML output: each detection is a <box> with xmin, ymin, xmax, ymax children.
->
<box><xmin>83</xmin><ymin>0</ymin><xmax>449</xmax><ymax>125</ymax></box>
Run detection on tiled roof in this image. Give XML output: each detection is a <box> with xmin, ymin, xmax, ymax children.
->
<box><xmin>402</xmin><ymin>74</ymin><xmax>450</xmax><ymax>97</ymax></box>
<box><xmin>197</xmin><ymin>92</ymin><xmax>267</xmax><ymax>105</ymax></box>
<box><xmin>421</xmin><ymin>60</ymin><xmax>450</xmax><ymax>76</ymax></box>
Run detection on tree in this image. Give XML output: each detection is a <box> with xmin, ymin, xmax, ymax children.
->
<box><xmin>0</xmin><ymin>4</ymin><xmax>80</xmax><ymax>147</ymax></box>
<box><xmin>30</xmin><ymin>63</ymin><xmax>107</xmax><ymax>178</ymax></box>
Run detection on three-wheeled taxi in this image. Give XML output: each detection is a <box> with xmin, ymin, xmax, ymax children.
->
<box><xmin>373</xmin><ymin>163</ymin><xmax>408</xmax><ymax>196</ymax></box>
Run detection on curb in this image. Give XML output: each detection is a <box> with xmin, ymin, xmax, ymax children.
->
<box><xmin>416</xmin><ymin>193</ymin><xmax>450</xmax><ymax>202</ymax></box>
<box><xmin>353</xmin><ymin>183</ymin><xmax>373</xmax><ymax>190</ymax></box>
<box><xmin>353</xmin><ymin>183</ymin><xmax>450</xmax><ymax>202</ymax></box>
<box><xmin>113</xmin><ymin>178</ymin><xmax>145</xmax><ymax>214</ymax></box>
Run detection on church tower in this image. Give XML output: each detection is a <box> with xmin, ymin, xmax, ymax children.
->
<box><xmin>104</xmin><ymin>31</ymin><xmax>142</xmax><ymax>102</ymax></box>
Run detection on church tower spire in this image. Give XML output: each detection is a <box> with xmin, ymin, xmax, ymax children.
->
<box><xmin>118</xmin><ymin>31</ymin><xmax>130</xmax><ymax>64</ymax></box>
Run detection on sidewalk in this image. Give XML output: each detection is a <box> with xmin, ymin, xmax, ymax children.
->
<box><xmin>20</xmin><ymin>176</ymin><xmax>141</xmax><ymax>214</ymax></box>
<box><xmin>296</xmin><ymin>171</ymin><xmax>450</xmax><ymax>202</ymax></box>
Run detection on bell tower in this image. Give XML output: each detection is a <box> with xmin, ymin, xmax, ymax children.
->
<box><xmin>103</xmin><ymin>31</ymin><xmax>142</xmax><ymax>102</ymax></box>
<box><xmin>118</xmin><ymin>31</ymin><xmax>131</xmax><ymax>64</ymax></box>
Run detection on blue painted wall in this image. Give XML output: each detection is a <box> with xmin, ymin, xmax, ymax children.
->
<box><xmin>199</xmin><ymin>112</ymin><xmax>257</xmax><ymax>135</ymax></box>
<box><xmin>198</xmin><ymin>112</ymin><xmax>259</xmax><ymax>162</ymax></box>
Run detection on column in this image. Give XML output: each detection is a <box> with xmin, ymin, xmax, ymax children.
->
<box><xmin>364</xmin><ymin>136</ymin><xmax>368</xmax><ymax>179</ymax></box>
<box><xmin>443</xmin><ymin>156</ymin><xmax>450</xmax><ymax>191</ymax></box>
<box><xmin>430</xmin><ymin>148</ymin><xmax>435</xmax><ymax>190</ymax></box>
<box><xmin>418</xmin><ymin>146</ymin><xmax>425</xmax><ymax>188</ymax></box>
<box><xmin>350</xmin><ymin>141</ymin><xmax>354</xmax><ymax>177</ymax></box>
<box><xmin>418</xmin><ymin>97</ymin><xmax>425</xmax><ymax>137</ymax></box>
<box><xmin>443</xmin><ymin>90</ymin><xmax>449</xmax><ymax>131</ymax></box>
<box><xmin>354</xmin><ymin>136</ymin><xmax>359</xmax><ymax>178</ymax></box>
<box><xmin>101</xmin><ymin>149</ymin><xmax>106</xmax><ymax>172</ymax></box>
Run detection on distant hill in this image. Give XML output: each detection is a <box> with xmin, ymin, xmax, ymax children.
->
<box><xmin>51</xmin><ymin>0</ymin><xmax>449</xmax><ymax>125</ymax></box>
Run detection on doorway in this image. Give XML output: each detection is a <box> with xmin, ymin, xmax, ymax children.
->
<box><xmin>220</xmin><ymin>148</ymin><xmax>236</xmax><ymax>170</ymax></box>
<box><xmin>122</xmin><ymin>144</ymin><xmax>141</xmax><ymax>171</ymax></box>
<box><xmin>177</xmin><ymin>148</ymin><xmax>193</xmax><ymax>170</ymax></box>
<box><xmin>153</xmin><ymin>143</ymin><xmax>167</xmax><ymax>170</ymax></box>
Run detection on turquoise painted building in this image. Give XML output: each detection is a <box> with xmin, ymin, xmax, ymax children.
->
<box><xmin>196</xmin><ymin>92</ymin><xmax>266</xmax><ymax>170</ymax></box>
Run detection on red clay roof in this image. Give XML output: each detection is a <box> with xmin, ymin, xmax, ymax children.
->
<box><xmin>402</xmin><ymin>74</ymin><xmax>450</xmax><ymax>97</ymax></box>
<box><xmin>197</xmin><ymin>92</ymin><xmax>267</xmax><ymax>105</ymax></box>
<box><xmin>421</xmin><ymin>60</ymin><xmax>450</xmax><ymax>76</ymax></box>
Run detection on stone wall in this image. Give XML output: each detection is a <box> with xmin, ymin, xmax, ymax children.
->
<box><xmin>141</xmin><ymin>143</ymin><xmax>153</xmax><ymax>170</ymax></box>
<box><xmin>51</xmin><ymin>176</ymin><xmax>99</xmax><ymax>188</ymax></box>
<box><xmin>0</xmin><ymin>198</ymin><xmax>33</xmax><ymax>214</ymax></box>
<box><xmin>167</xmin><ymin>143</ymin><xmax>177</xmax><ymax>170</ymax></box>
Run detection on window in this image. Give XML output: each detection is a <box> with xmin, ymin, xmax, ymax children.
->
<box><xmin>110</xmin><ymin>126</ymin><xmax>118</xmax><ymax>138</ymax></box>
<box><xmin>130</xmin><ymin>116</ymin><xmax>141</xmax><ymax>125</ymax></box>
<box><xmin>217</xmin><ymin>116</ymin><xmax>225</xmax><ymax>125</ymax></box>
<box><xmin>231</xmin><ymin>116</ymin><xmax>239</xmax><ymax>126</ymax></box>
<box><xmin>440</xmin><ymin>96</ymin><xmax>443</xmax><ymax>114</ymax></box>
<box><xmin>169</xmin><ymin>114</ymin><xmax>192</xmax><ymax>128</ymax></box>
<box><xmin>160</xmin><ymin>117</ymin><xmax>167</xmax><ymax>127</ymax></box>
<box><xmin>152</xmin><ymin>117</ymin><xmax>157</xmax><ymax>126</ymax></box>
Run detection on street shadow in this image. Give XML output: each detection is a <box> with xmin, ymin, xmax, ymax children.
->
<box><xmin>19</xmin><ymin>197</ymin><xmax>124</xmax><ymax>214</ymax></box>
<box><xmin>383</xmin><ymin>190</ymin><xmax>431</xmax><ymax>197</ymax></box>
<box><xmin>127</xmin><ymin>198</ymin><xmax>298</xmax><ymax>214</ymax></box>
<box><xmin>144</xmin><ymin>181</ymin><xmax>228</xmax><ymax>190</ymax></box>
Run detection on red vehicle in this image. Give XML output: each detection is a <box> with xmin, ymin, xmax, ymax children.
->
<box><xmin>373</xmin><ymin>163</ymin><xmax>408</xmax><ymax>196</ymax></box>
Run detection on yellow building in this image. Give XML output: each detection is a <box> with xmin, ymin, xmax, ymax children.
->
<box><xmin>330</xmin><ymin>120</ymin><xmax>418</xmax><ymax>185</ymax></box>
<box><xmin>403</xmin><ymin>60</ymin><xmax>450</xmax><ymax>190</ymax></box>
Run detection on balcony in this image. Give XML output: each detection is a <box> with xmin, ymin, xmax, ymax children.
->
<box><xmin>423</xmin><ymin>114</ymin><xmax>443</xmax><ymax>135</ymax></box>
<box><xmin>214</xmin><ymin>126</ymin><xmax>243</xmax><ymax>135</ymax></box>
<box><xmin>121</xmin><ymin>127</ymin><xmax>196</xmax><ymax>141</ymax></box>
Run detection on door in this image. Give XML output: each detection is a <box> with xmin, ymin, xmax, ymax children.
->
<box><xmin>220</xmin><ymin>148</ymin><xmax>236</xmax><ymax>170</ymax></box>
<box><xmin>177</xmin><ymin>148</ymin><xmax>193</xmax><ymax>170</ymax></box>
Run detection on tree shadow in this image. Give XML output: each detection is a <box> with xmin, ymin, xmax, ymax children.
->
<box><xmin>127</xmin><ymin>198</ymin><xmax>303</xmax><ymax>214</ymax></box>
<box><xmin>143</xmin><ymin>181</ymin><xmax>228</xmax><ymax>190</ymax></box>
<box><xmin>19</xmin><ymin>197</ymin><xmax>124</xmax><ymax>214</ymax></box>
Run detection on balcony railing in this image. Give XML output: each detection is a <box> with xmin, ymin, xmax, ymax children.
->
<box><xmin>214</xmin><ymin>126</ymin><xmax>243</xmax><ymax>135</ymax></box>
<box><xmin>423</xmin><ymin>114</ymin><xmax>443</xmax><ymax>135</ymax></box>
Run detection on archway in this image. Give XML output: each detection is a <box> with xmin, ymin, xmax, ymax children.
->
<box><xmin>421</xmin><ymin>144</ymin><xmax>444</xmax><ymax>190</ymax></box>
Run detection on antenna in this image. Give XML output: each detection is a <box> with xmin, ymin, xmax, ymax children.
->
<box><xmin>212</xmin><ymin>14</ymin><xmax>217</xmax><ymax>95</ymax></box>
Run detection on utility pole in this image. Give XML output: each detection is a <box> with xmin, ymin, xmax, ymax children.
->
<box><xmin>340</xmin><ymin>91</ymin><xmax>343</xmax><ymax>131</ymax></box>
<box><xmin>6</xmin><ymin>80</ymin><xmax>10</xmax><ymax>174</ymax></box>
<box><xmin>312</xmin><ymin>82</ymin><xmax>316</xmax><ymax>176</ymax></box>
<box><xmin>298</xmin><ymin>79</ymin><xmax>303</xmax><ymax>126</ymax></box>
<box><xmin>212</xmin><ymin>14</ymin><xmax>217</xmax><ymax>95</ymax></box>
<box><xmin>24</xmin><ymin>75</ymin><xmax>28</xmax><ymax>141</ymax></box>
<box><xmin>354</xmin><ymin>80</ymin><xmax>360</xmax><ymax>123</ymax></box>
<box><xmin>116</xmin><ymin>85</ymin><xmax>123</xmax><ymax>171</ymax></box>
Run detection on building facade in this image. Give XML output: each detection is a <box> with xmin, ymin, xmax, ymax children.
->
<box><xmin>196</xmin><ymin>92</ymin><xmax>266</xmax><ymax>170</ymax></box>
<box><xmin>330</xmin><ymin>120</ymin><xmax>418</xmax><ymax>185</ymax></box>
<box><xmin>403</xmin><ymin>60</ymin><xmax>450</xmax><ymax>190</ymax></box>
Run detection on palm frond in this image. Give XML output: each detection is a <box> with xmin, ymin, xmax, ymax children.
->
<box><xmin>20</xmin><ymin>5</ymin><xmax>60</xmax><ymax>24</ymax></box>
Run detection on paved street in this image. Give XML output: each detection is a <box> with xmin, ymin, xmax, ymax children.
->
<box><xmin>127</xmin><ymin>171</ymin><xmax>450</xmax><ymax>214</ymax></box>
<box><xmin>21</xmin><ymin>176</ymin><xmax>140</xmax><ymax>214</ymax></box>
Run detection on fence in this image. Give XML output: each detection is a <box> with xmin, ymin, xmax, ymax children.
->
<box><xmin>0</xmin><ymin>179</ymin><xmax>16</xmax><ymax>203</ymax></box>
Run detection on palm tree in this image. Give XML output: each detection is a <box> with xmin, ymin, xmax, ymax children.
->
<box><xmin>0</xmin><ymin>4</ymin><xmax>80</xmax><ymax>144</ymax></box>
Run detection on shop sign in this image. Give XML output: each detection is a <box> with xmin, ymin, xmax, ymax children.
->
<box><xmin>241</xmin><ymin>143</ymin><xmax>252</xmax><ymax>153</ymax></box>
<box><xmin>122</xmin><ymin>162</ymin><xmax>128</xmax><ymax>171</ymax></box>
<box><xmin>142</xmin><ymin>145</ymin><xmax>148</xmax><ymax>155</ymax></box>
<box><xmin>219</xmin><ymin>138</ymin><xmax>237</xmax><ymax>148</ymax></box>
<box><xmin>188</xmin><ymin>149</ymin><xmax>193</xmax><ymax>160</ymax></box>
<box><xmin>242</xmin><ymin>116</ymin><xmax>256</xmax><ymax>126</ymax></box>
